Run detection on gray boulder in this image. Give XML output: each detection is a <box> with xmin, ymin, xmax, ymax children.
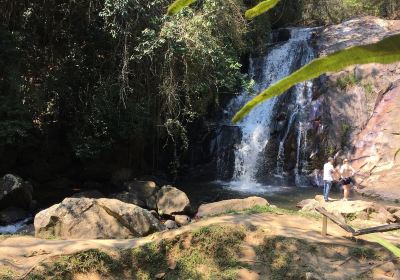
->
<box><xmin>164</xmin><ymin>220</ymin><xmax>178</xmax><ymax>230</ymax></box>
<box><xmin>156</xmin><ymin>186</ymin><xmax>190</xmax><ymax>216</ymax></box>
<box><xmin>34</xmin><ymin>198</ymin><xmax>165</xmax><ymax>239</ymax></box>
<box><xmin>0</xmin><ymin>174</ymin><xmax>33</xmax><ymax>210</ymax></box>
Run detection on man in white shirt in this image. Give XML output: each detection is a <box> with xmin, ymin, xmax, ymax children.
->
<box><xmin>323</xmin><ymin>157</ymin><xmax>337</xmax><ymax>202</ymax></box>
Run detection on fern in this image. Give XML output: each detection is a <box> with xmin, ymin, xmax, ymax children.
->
<box><xmin>232</xmin><ymin>33</ymin><xmax>400</xmax><ymax>123</ymax></box>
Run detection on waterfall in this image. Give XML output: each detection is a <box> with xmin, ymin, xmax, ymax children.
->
<box><xmin>224</xmin><ymin>28</ymin><xmax>316</xmax><ymax>191</ymax></box>
<box><xmin>276</xmin><ymin>108</ymin><xmax>298</xmax><ymax>175</ymax></box>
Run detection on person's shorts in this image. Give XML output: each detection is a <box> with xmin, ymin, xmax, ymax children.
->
<box><xmin>341</xmin><ymin>177</ymin><xmax>353</xmax><ymax>185</ymax></box>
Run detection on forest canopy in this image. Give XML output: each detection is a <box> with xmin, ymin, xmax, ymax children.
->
<box><xmin>0</xmin><ymin>0</ymin><xmax>399</xmax><ymax>179</ymax></box>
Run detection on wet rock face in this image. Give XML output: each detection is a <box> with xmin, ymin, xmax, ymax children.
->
<box><xmin>34</xmin><ymin>198</ymin><xmax>165</xmax><ymax>239</ymax></box>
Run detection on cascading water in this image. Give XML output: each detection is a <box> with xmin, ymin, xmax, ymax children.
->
<box><xmin>223</xmin><ymin>28</ymin><xmax>317</xmax><ymax>192</ymax></box>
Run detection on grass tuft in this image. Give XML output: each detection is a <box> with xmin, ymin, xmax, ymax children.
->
<box><xmin>349</xmin><ymin>247</ymin><xmax>377</xmax><ymax>260</ymax></box>
<box><xmin>27</xmin><ymin>249</ymin><xmax>121</xmax><ymax>280</ymax></box>
<box><xmin>256</xmin><ymin>236</ymin><xmax>319</xmax><ymax>280</ymax></box>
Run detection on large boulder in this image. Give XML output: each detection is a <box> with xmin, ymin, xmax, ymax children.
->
<box><xmin>0</xmin><ymin>174</ymin><xmax>33</xmax><ymax>210</ymax></box>
<box><xmin>34</xmin><ymin>198</ymin><xmax>165</xmax><ymax>239</ymax></box>
<box><xmin>196</xmin><ymin>197</ymin><xmax>269</xmax><ymax>218</ymax></box>
<box><xmin>156</xmin><ymin>186</ymin><xmax>190</xmax><ymax>216</ymax></box>
<box><xmin>125</xmin><ymin>180</ymin><xmax>158</xmax><ymax>200</ymax></box>
<box><xmin>298</xmin><ymin>198</ymin><xmax>377</xmax><ymax>215</ymax></box>
<box><xmin>111</xmin><ymin>180</ymin><xmax>159</xmax><ymax>210</ymax></box>
<box><xmin>112</xmin><ymin>191</ymin><xmax>147</xmax><ymax>208</ymax></box>
<box><xmin>71</xmin><ymin>190</ymin><xmax>104</xmax><ymax>199</ymax></box>
<box><xmin>297</xmin><ymin>198</ymin><xmax>400</xmax><ymax>224</ymax></box>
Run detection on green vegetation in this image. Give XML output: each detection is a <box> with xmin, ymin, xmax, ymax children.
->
<box><xmin>0</xmin><ymin>0</ymin><xmax>254</xmax><ymax>177</ymax></box>
<box><xmin>340</xmin><ymin>121</ymin><xmax>352</xmax><ymax>147</ymax></box>
<box><xmin>369</xmin><ymin>234</ymin><xmax>400</xmax><ymax>258</ymax></box>
<box><xmin>302</xmin><ymin>0</ymin><xmax>400</xmax><ymax>25</ymax></box>
<box><xmin>27</xmin><ymin>249</ymin><xmax>121</xmax><ymax>280</ymax></box>
<box><xmin>233</xmin><ymin>33</ymin><xmax>400</xmax><ymax>123</ymax></box>
<box><xmin>132</xmin><ymin>225</ymin><xmax>246</xmax><ymax>279</ymax></box>
<box><xmin>208</xmin><ymin>204</ymin><xmax>321</xmax><ymax>219</ymax></box>
<box><xmin>362</xmin><ymin>82</ymin><xmax>374</xmax><ymax>96</ymax></box>
<box><xmin>256</xmin><ymin>236</ymin><xmax>319</xmax><ymax>280</ymax></box>
<box><xmin>337</xmin><ymin>73</ymin><xmax>359</xmax><ymax>89</ymax></box>
<box><xmin>349</xmin><ymin>247</ymin><xmax>377</xmax><ymax>259</ymax></box>
<box><xmin>0</xmin><ymin>269</ymin><xmax>15</xmax><ymax>280</ymax></box>
<box><xmin>1</xmin><ymin>0</ymin><xmax>399</xmax><ymax>179</ymax></box>
<box><xmin>169</xmin><ymin>0</ymin><xmax>400</xmax><ymax>24</ymax></box>
<box><xmin>245</xmin><ymin>0</ymin><xmax>280</xmax><ymax>20</ymax></box>
<box><xmin>21</xmin><ymin>226</ymin><xmax>398</xmax><ymax>279</ymax></box>
<box><xmin>27</xmin><ymin>225</ymin><xmax>247</xmax><ymax>279</ymax></box>
<box><xmin>168</xmin><ymin>0</ymin><xmax>197</xmax><ymax>15</ymax></box>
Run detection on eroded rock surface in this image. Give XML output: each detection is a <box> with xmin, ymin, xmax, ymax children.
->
<box><xmin>308</xmin><ymin>17</ymin><xmax>400</xmax><ymax>200</ymax></box>
<box><xmin>298</xmin><ymin>196</ymin><xmax>400</xmax><ymax>224</ymax></box>
<box><xmin>196</xmin><ymin>197</ymin><xmax>269</xmax><ymax>218</ymax></box>
<box><xmin>34</xmin><ymin>198</ymin><xmax>165</xmax><ymax>239</ymax></box>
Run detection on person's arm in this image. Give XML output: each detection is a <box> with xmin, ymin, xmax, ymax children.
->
<box><xmin>331</xmin><ymin>166</ymin><xmax>339</xmax><ymax>179</ymax></box>
<box><xmin>350</xmin><ymin>165</ymin><xmax>356</xmax><ymax>176</ymax></box>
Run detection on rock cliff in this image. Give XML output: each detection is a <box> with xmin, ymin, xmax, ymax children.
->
<box><xmin>313</xmin><ymin>17</ymin><xmax>400</xmax><ymax>200</ymax></box>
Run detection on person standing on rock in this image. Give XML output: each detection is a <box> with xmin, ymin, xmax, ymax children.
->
<box><xmin>340</xmin><ymin>158</ymin><xmax>356</xmax><ymax>201</ymax></box>
<box><xmin>323</xmin><ymin>157</ymin><xmax>338</xmax><ymax>202</ymax></box>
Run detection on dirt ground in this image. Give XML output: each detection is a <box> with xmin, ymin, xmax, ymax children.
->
<box><xmin>0</xmin><ymin>213</ymin><xmax>399</xmax><ymax>279</ymax></box>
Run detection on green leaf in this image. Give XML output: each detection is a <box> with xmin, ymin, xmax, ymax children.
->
<box><xmin>167</xmin><ymin>0</ymin><xmax>197</xmax><ymax>15</ymax></box>
<box><xmin>232</xmin><ymin>33</ymin><xmax>400</xmax><ymax>123</ymax></box>
<box><xmin>394</xmin><ymin>148</ymin><xmax>400</xmax><ymax>161</ymax></box>
<box><xmin>245</xmin><ymin>0</ymin><xmax>280</xmax><ymax>20</ymax></box>
<box><xmin>369</xmin><ymin>234</ymin><xmax>400</xmax><ymax>258</ymax></box>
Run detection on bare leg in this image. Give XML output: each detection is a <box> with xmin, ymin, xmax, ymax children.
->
<box><xmin>344</xmin><ymin>185</ymin><xmax>351</xmax><ymax>200</ymax></box>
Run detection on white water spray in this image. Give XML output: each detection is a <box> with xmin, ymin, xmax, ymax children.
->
<box><xmin>225</xmin><ymin>28</ymin><xmax>316</xmax><ymax>191</ymax></box>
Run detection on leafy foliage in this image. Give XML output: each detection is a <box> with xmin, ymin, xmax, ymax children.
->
<box><xmin>369</xmin><ymin>234</ymin><xmax>400</xmax><ymax>258</ymax></box>
<box><xmin>302</xmin><ymin>0</ymin><xmax>400</xmax><ymax>25</ymax></box>
<box><xmin>245</xmin><ymin>0</ymin><xmax>280</xmax><ymax>20</ymax></box>
<box><xmin>233</xmin><ymin>33</ymin><xmax>400</xmax><ymax>123</ymax></box>
<box><xmin>0</xmin><ymin>0</ymin><xmax>250</xmax><ymax>177</ymax></box>
<box><xmin>167</xmin><ymin>0</ymin><xmax>197</xmax><ymax>15</ymax></box>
